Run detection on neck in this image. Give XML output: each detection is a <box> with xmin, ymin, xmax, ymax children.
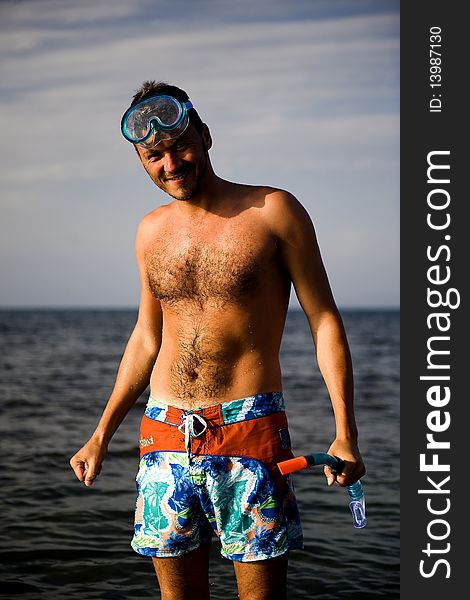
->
<box><xmin>176</xmin><ymin>166</ymin><xmax>235</xmax><ymax>214</ymax></box>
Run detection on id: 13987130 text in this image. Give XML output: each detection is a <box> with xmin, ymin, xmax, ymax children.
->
<box><xmin>429</xmin><ymin>26</ymin><xmax>443</xmax><ymax>113</ymax></box>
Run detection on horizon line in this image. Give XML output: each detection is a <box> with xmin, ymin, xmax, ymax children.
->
<box><xmin>0</xmin><ymin>304</ymin><xmax>400</xmax><ymax>312</ymax></box>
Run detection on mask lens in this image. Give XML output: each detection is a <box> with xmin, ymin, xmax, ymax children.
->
<box><xmin>151</xmin><ymin>97</ymin><xmax>182</xmax><ymax>129</ymax></box>
<box><xmin>122</xmin><ymin>95</ymin><xmax>186</xmax><ymax>145</ymax></box>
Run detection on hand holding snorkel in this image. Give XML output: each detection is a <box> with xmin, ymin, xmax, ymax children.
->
<box><xmin>277</xmin><ymin>450</ymin><xmax>367</xmax><ymax>529</ymax></box>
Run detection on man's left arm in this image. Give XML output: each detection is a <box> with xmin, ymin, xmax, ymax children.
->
<box><xmin>265</xmin><ymin>190</ymin><xmax>366</xmax><ymax>487</ymax></box>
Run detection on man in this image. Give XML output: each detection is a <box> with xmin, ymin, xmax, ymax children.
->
<box><xmin>70</xmin><ymin>81</ymin><xmax>365</xmax><ymax>600</ymax></box>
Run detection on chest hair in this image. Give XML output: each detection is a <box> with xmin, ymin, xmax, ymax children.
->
<box><xmin>146</xmin><ymin>241</ymin><xmax>263</xmax><ymax>306</ymax></box>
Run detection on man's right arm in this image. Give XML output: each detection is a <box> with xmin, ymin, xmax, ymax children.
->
<box><xmin>69</xmin><ymin>216</ymin><xmax>162</xmax><ymax>486</ymax></box>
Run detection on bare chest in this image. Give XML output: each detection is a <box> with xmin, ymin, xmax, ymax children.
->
<box><xmin>145</xmin><ymin>227</ymin><xmax>275</xmax><ymax>306</ymax></box>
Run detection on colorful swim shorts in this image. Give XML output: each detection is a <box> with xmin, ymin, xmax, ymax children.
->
<box><xmin>131</xmin><ymin>391</ymin><xmax>303</xmax><ymax>562</ymax></box>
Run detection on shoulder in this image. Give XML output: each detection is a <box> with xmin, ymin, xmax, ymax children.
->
<box><xmin>262</xmin><ymin>187</ymin><xmax>310</xmax><ymax>215</ymax></box>
<box><xmin>135</xmin><ymin>203</ymin><xmax>173</xmax><ymax>259</ymax></box>
<box><xmin>138</xmin><ymin>203</ymin><xmax>172</xmax><ymax>230</ymax></box>
<box><xmin>260</xmin><ymin>187</ymin><xmax>316</xmax><ymax>241</ymax></box>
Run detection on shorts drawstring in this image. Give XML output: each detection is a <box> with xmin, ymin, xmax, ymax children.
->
<box><xmin>178</xmin><ymin>413</ymin><xmax>208</xmax><ymax>459</ymax></box>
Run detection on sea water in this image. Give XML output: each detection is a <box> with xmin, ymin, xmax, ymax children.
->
<box><xmin>0</xmin><ymin>309</ymin><xmax>399</xmax><ymax>599</ymax></box>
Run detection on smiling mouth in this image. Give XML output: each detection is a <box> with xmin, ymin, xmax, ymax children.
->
<box><xmin>164</xmin><ymin>169</ymin><xmax>189</xmax><ymax>183</ymax></box>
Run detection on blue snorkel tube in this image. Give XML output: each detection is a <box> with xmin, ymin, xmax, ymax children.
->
<box><xmin>277</xmin><ymin>452</ymin><xmax>367</xmax><ymax>529</ymax></box>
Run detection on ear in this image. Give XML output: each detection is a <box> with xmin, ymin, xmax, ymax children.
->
<box><xmin>201</xmin><ymin>124</ymin><xmax>212</xmax><ymax>151</ymax></box>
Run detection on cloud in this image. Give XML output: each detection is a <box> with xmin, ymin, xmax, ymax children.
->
<box><xmin>0</xmin><ymin>0</ymin><xmax>399</xmax><ymax>307</ymax></box>
<box><xmin>1</xmin><ymin>12</ymin><xmax>398</xmax><ymax>180</ymax></box>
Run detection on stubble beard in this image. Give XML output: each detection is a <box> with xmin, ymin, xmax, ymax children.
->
<box><xmin>160</xmin><ymin>152</ymin><xmax>208</xmax><ymax>201</ymax></box>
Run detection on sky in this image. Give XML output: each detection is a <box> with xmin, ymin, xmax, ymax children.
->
<box><xmin>0</xmin><ymin>0</ymin><xmax>399</xmax><ymax>309</ymax></box>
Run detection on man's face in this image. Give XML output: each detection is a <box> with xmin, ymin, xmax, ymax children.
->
<box><xmin>135</xmin><ymin>125</ymin><xmax>208</xmax><ymax>201</ymax></box>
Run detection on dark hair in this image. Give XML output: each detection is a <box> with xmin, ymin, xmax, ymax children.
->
<box><xmin>130</xmin><ymin>80</ymin><xmax>204</xmax><ymax>133</ymax></box>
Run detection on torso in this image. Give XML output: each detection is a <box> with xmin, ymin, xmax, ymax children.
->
<box><xmin>146</xmin><ymin>224</ymin><xmax>264</xmax><ymax>308</ymax></box>
<box><xmin>144</xmin><ymin>187</ymin><xmax>291</xmax><ymax>408</ymax></box>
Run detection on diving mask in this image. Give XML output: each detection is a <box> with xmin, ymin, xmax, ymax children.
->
<box><xmin>121</xmin><ymin>95</ymin><xmax>193</xmax><ymax>149</ymax></box>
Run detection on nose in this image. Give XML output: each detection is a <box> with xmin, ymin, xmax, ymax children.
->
<box><xmin>162</xmin><ymin>150</ymin><xmax>180</xmax><ymax>174</ymax></box>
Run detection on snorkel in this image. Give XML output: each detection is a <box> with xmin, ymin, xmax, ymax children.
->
<box><xmin>277</xmin><ymin>452</ymin><xmax>367</xmax><ymax>529</ymax></box>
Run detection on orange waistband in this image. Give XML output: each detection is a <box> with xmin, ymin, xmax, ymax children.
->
<box><xmin>139</xmin><ymin>410</ymin><xmax>294</xmax><ymax>468</ymax></box>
